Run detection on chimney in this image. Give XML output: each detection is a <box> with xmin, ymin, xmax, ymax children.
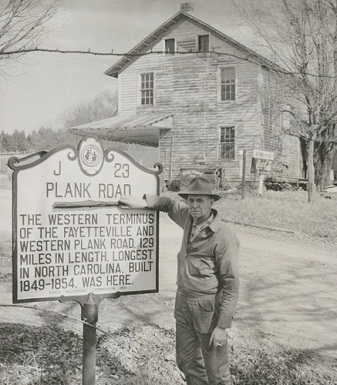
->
<box><xmin>180</xmin><ymin>2</ymin><xmax>194</xmax><ymax>15</ymax></box>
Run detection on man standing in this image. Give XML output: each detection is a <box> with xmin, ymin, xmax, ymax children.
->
<box><xmin>119</xmin><ymin>177</ymin><xmax>239</xmax><ymax>385</ymax></box>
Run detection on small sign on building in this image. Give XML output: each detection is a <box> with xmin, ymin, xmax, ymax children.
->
<box><xmin>251</xmin><ymin>149</ymin><xmax>274</xmax><ymax>174</ymax></box>
<box><xmin>9</xmin><ymin>137</ymin><xmax>162</xmax><ymax>303</ymax></box>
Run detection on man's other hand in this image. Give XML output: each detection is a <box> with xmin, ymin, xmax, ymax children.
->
<box><xmin>209</xmin><ymin>326</ymin><xmax>227</xmax><ymax>349</ymax></box>
<box><xmin>118</xmin><ymin>196</ymin><xmax>147</xmax><ymax>208</ymax></box>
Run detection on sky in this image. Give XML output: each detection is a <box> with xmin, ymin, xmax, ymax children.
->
<box><xmin>0</xmin><ymin>0</ymin><xmax>251</xmax><ymax>135</ymax></box>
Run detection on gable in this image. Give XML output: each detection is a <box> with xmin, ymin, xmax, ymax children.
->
<box><xmin>155</xmin><ymin>19</ymin><xmax>243</xmax><ymax>61</ymax></box>
<box><xmin>105</xmin><ymin>11</ymin><xmax>283</xmax><ymax>78</ymax></box>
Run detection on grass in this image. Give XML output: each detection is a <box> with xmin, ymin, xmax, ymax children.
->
<box><xmin>0</xmin><ymin>323</ymin><xmax>336</xmax><ymax>385</ymax></box>
<box><xmin>164</xmin><ymin>187</ymin><xmax>337</xmax><ymax>245</ymax></box>
<box><xmin>210</xmin><ymin>189</ymin><xmax>337</xmax><ymax>244</ymax></box>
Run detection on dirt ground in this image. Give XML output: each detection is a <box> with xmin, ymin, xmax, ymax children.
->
<box><xmin>0</xmin><ymin>182</ymin><xmax>337</xmax><ymax>383</ymax></box>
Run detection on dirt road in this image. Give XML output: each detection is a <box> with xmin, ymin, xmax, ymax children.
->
<box><xmin>0</xmin><ymin>185</ymin><xmax>336</xmax><ymax>367</ymax></box>
<box><xmin>152</xmin><ymin>214</ymin><xmax>337</xmax><ymax>363</ymax></box>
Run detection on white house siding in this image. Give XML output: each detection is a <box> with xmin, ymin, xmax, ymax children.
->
<box><xmin>117</xmin><ymin>19</ymin><xmax>293</xmax><ymax>184</ymax></box>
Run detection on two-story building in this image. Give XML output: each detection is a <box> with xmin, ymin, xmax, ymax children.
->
<box><xmin>72</xmin><ymin>3</ymin><xmax>301</xmax><ymax>189</ymax></box>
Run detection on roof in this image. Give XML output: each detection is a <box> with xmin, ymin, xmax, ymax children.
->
<box><xmin>69</xmin><ymin>113</ymin><xmax>172</xmax><ymax>147</ymax></box>
<box><xmin>105</xmin><ymin>10</ymin><xmax>284</xmax><ymax>78</ymax></box>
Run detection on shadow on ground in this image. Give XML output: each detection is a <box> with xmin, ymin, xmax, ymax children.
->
<box><xmin>1</xmin><ymin>321</ymin><xmax>336</xmax><ymax>385</ymax></box>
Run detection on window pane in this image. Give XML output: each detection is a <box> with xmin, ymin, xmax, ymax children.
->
<box><xmin>220</xmin><ymin>67</ymin><xmax>236</xmax><ymax>101</ymax></box>
<box><xmin>229</xmin><ymin>84</ymin><xmax>235</xmax><ymax>100</ymax></box>
<box><xmin>198</xmin><ymin>35</ymin><xmax>209</xmax><ymax>52</ymax></box>
<box><xmin>220</xmin><ymin>127</ymin><xmax>235</xmax><ymax>160</ymax></box>
<box><xmin>140</xmin><ymin>73</ymin><xmax>154</xmax><ymax>105</ymax></box>
<box><xmin>165</xmin><ymin>39</ymin><xmax>175</xmax><ymax>54</ymax></box>
<box><xmin>141</xmin><ymin>90</ymin><xmax>153</xmax><ymax>105</ymax></box>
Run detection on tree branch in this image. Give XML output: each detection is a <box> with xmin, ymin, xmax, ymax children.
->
<box><xmin>1</xmin><ymin>47</ymin><xmax>337</xmax><ymax>79</ymax></box>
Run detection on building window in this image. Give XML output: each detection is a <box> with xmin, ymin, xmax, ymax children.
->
<box><xmin>140</xmin><ymin>73</ymin><xmax>154</xmax><ymax>105</ymax></box>
<box><xmin>220</xmin><ymin>67</ymin><xmax>236</xmax><ymax>101</ymax></box>
<box><xmin>165</xmin><ymin>38</ymin><xmax>175</xmax><ymax>54</ymax></box>
<box><xmin>198</xmin><ymin>35</ymin><xmax>209</xmax><ymax>52</ymax></box>
<box><xmin>220</xmin><ymin>126</ymin><xmax>235</xmax><ymax>160</ymax></box>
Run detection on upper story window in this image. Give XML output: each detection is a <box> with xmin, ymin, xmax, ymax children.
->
<box><xmin>220</xmin><ymin>126</ymin><xmax>235</xmax><ymax>160</ymax></box>
<box><xmin>140</xmin><ymin>73</ymin><xmax>154</xmax><ymax>105</ymax></box>
<box><xmin>165</xmin><ymin>38</ymin><xmax>175</xmax><ymax>54</ymax></box>
<box><xmin>220</xmin><ymin>67</ymin><xmax>236</xmax><ymax>101</ymax></box>
<box><xmin>198</xmin><ymin>35</ymin><xmax>209</xmax><ymax>52</ymax></box>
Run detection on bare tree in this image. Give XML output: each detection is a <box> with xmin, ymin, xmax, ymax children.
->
<box><xmin>63</xmin><ymin>89</ymin><xmax>118</xmax><ymax>128</ymax></box>
<box><xmin>234</xmin><ymin>0</ymin><xmax>337</xmax><ymax>201</ymax></box>
<box><xmin>0</xmin><ymin>0</ymin><xmax>59</xmax><ymax>72</ymax></box>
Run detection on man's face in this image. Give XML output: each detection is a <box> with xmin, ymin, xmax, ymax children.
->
<box><xmin>187</xmin><ymin>195</ymin><xmax>214</xmax><ymax>224</ymax></box>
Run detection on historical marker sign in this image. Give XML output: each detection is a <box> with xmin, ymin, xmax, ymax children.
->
<box><xmin>9</xmin><ymin>137</ymin><xmax>162</xmax><ymax>303</ymax></box>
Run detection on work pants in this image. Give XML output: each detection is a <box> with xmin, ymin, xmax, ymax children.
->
<box><xmin>175</xmin><ymin>291</ymin><xmax>231</xmax><ymax>385</ymax></box>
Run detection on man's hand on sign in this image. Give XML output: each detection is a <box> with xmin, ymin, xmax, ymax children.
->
<box><xmin>118</xmin><ymin>196</ymin><xmax>147</xmax><ymax>208</ymax></box>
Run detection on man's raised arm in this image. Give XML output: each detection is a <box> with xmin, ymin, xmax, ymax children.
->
<box><xmin>118</xmin><ymin>195</ymin><xmax>147</xmax><ymax>208</ymax></box>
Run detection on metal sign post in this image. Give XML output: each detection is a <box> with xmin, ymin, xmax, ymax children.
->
<box><xmin>82</xmin><ymin>294</ymin><xmax>97</xmax><ymax>385</ymax></box>
<box><xmin>9</xmin><ymin>137</ymin><xmax>162</xmax><ymax>384</ymax></box>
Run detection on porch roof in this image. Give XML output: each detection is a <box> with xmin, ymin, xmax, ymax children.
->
<box><xmin>69</xmin><ymin>113</ymin><xmax>172</xmax><ymax>147</ymax></box>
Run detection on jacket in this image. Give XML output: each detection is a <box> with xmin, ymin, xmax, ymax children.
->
<box><xmin>145</xmin><ymin>195</ymin><xmax>240</xmax><ymax>328</ymax></box>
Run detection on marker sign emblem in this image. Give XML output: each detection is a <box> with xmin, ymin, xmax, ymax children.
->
<box><xmin>79</xmin><ymin>137</ymin><xmax>104</xmax><ymax>175</ymax></box>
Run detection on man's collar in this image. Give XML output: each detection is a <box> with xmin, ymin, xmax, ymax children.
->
<box><xmin>189</xmin><ymin>209</ymin><xmax>220</xmax><ymax>232</ymax></box>
<box><xmin>208</xmin><ymin>209</ymin><xmax>221</xmax><ymax>232</ymax></box>
<box><xmin>192</xmin><ymin>211</ymin><xmax>214</xmax><ymax>229</ymax></box>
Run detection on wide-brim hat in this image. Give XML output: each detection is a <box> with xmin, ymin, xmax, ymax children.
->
<box><xmin>178</xmin><ymin>177</ymin><xmax>221</xmax><ymax>201</ymax></box>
